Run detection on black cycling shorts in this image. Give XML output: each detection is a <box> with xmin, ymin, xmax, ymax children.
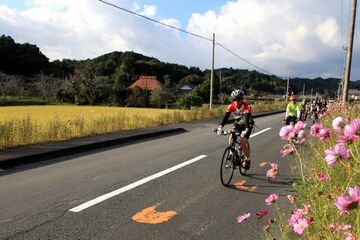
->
<box><xmin>233</xmin><ymin>122</ymin><xmax>252</xmax><ymax>139</ymax></box>
<box><xmin>286</xmin><ymin>116</ymin><xmax>297</xmax><ymax>125</ymax></box>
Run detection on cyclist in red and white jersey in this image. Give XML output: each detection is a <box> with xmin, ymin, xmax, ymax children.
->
<box><xmin>217</xmin><ymin>89</ymin><xmax>254</xmax><ymax>170</ymax></box>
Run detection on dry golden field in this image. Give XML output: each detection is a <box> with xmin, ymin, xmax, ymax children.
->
<box><xmin>0</xmin><ymin>101</ymin><xmax>286</xmax><ymax>149</ymax></box>
<box><xmin>0</xmin><ymin>105</ymin><xmax>223</xmax><ymax>149</ymax></box>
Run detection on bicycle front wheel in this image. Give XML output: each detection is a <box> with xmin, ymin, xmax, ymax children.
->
<box><xmin>220</xmin><ymin>146</ymin><xmax>235</xmax><ymax>186</ymax></box>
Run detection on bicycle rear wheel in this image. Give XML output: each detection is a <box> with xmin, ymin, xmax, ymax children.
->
<box><xmin>220</xmin><ymin>146</ymin><xmax>235</xmax><ymax>186</ymax></box>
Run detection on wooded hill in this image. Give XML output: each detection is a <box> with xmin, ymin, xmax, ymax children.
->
<box><xmin>1</xmin><ymin>35</ymin><xmax>359</xmax><ymax>106</ymax></box>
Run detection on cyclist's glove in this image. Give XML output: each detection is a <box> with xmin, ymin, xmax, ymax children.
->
<box><xmin>241</xmin><ymin>128</ymin><xmax>249</xmax><ymax>138</ymax></box>
<box><xmin>217</xmin><ymin>127</ymin><xmax>222</xmax><ymax>136</ymax></box>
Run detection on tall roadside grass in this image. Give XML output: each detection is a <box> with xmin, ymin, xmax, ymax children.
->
<box><xmin>265</xmin><ymin>103</ymin><xmax>360</xmax><ymax>239</ymax></box>
<box><xmin>0</xmin><ymin>101</ymin><xmax>284</xmax><ymax>149</ymax></box>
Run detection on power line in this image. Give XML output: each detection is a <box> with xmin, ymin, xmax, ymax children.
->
<box><xmin>98</xmin><ymin>0</ymin><xmax>285</xmax><ymax>79</ymax></box>
<box><xmin>98</xmin><ymin>0</ymin><xmax>212</xmax><ymax>42</ymax></box>
<box><xmin>216</xmin><ymin>42</ymin><xmax>284</xmax><ymax>78</ymax></box>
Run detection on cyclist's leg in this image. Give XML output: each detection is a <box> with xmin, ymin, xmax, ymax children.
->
<box><xmin>239</xmin><ymin>137</ymin><xmax>250</xmax><ymax>159</ymax></box>
<box><xmin>287</xmin><ymin>116</ymin><xmax>297</xmax><ymax>126</ymax></box>
<box><xmin>239</xmin><ymin>137</ymin><xmax>251</xmax><ymax>170</ymax></box>
<box><xmin>285</xmin><ymin>116</ymin><xmax>291</xmax><ymax>125</ymax></box>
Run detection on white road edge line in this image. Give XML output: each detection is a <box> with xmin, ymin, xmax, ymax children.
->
<box><xmin>249</xmin><ymin>127</ymin><xmax>271</xmax><ymax>138</ymax></box>
<box><xmin>69</xmin><ymin>155</ymin><xmax>207</xmax><ymax>212</ymax></box>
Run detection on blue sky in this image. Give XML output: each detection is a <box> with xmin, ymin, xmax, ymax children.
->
<box><xmin>0</xmin><ymin>0</ymin><xmax>25</xmax><ymax>10</ymax></box>
<box><xmin>0</xmin><ymin>0</ymin><xmax>359</xmax><ymax>80</ymax></box>
<box><xmin>132</xmin><ymin>0</ymin><xmax>229</xmax><ymax>24</ymax></box>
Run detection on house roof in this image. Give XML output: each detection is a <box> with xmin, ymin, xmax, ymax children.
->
<box><xmin>129</xmin><ymin>76</ymin><xmax>166</xmax><ymax>91</ymax></box>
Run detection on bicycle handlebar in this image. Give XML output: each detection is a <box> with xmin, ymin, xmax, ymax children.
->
<box><xmin>211</xmin><ymin>128</ymin><xmax>240</xmax><ymax>136</ymax></box>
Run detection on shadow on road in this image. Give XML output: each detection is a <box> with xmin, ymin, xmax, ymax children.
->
<box><xmin>224</xmin><ymin>173</ymin><xmax>300</xmax><ymax>196</ymax></box>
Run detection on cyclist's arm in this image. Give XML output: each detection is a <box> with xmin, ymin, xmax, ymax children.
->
<box><xmin>219</xmin><ymin>112</ymin><xmax>231</xmax><ymax>128</ymax></box>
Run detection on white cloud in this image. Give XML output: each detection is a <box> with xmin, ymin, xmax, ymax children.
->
<box><xmin>315</xmin><ymin>18</ymin><xmax>340</xmax><ymax>47</ymax></box>
<box><xmin>0</xmin><ymin>0</ymin><xmax>359</xmax><ymax>79</ymax></box>
<box><xmin>160</xmin><ymin>18</ymin><xmax>181</xmax><ymax>30</ymax></box>
<box><xmin>139</xmin><ymin>4</ymin><xmax>156</xmax><ymax>17</ymax></box>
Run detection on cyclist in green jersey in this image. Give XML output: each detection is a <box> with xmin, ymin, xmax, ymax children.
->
<box><xmin>284</xmin><ymin>95</ymin><xmax>301</xmax><ymax>125</ymax></box>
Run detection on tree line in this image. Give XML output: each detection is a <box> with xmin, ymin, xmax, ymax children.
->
<box><xmin>1</xmin><ymin>35</ymin><xmax>357</xmax><ymax>107</ymax></box>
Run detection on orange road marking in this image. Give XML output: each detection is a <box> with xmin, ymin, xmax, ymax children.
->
<box><xmin>234</xmin><ymin>180</ymin><xmax>246</xmax><ymax>187</ymax></box>
<box><xmin>234</xmin><ymin>180</ymin><xmax>257</xmax><ymax>191</ymax></box>
<box><xmin>259</xmin><ymin>162</ymin><xmax>268</xmax><ymax>167</ymax></box>
<box><xmin>132</xmin><ymin>205</ymin><xmax>177</xmax><ymax>224</ymax></box>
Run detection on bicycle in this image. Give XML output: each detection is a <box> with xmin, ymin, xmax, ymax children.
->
<box><xmin>214</xmin><ymin>128</ymin><xmax>248</xmax><ymax>186</ymax></box>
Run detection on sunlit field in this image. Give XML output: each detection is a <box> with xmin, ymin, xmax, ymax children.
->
<box><xmin>0</xmin><ymin>105</ymin><xmax>223</xmax><ymax>149</ymax></box>
<box><xmin>0</xmin><ymin>101</ymin><xmax>286</xmax><ymax>149</ymax></box>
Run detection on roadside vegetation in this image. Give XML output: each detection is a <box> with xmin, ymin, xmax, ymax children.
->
<box><xmin>273</xmin><ymin>103</ymin><xmax>359</xmax><ymax>239</ymax></box>
<box><xmin>235</xmin><ymin>103</ymin><xmax>359</xmax><ymax>239</ymax></box>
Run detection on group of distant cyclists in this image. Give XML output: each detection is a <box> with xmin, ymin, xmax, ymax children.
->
<box><xmin>284</xmin><ymin>95</ymin><xmax>328</xmax><ymax>126</ymax></box>
<box><xmin>215</xmin><ymin>88</ymin><xmax>329</xmax><ymax>173</ymax></box>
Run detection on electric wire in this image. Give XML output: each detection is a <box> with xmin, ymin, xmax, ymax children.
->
<box><xmin>98</xmin><ymin>0</ymin><xmax>212</xmax><ymax>42</ymax></box>
<box><xmin>216</xmin><ymin>42</ymin><xmax>283</xmax><ymax>78</ymax></box>
<box><xmin>98</xmin><ymin>0</ymin><xmax>285</xmax><ymax>79</ymax></box>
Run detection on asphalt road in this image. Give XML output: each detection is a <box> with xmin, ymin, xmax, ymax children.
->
<box><xmin>0</xmin><ymin>113</ymin><xmax>297</xmax><ymax>240</ymax></box>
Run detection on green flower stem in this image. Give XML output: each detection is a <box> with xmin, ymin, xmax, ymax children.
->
<box><xmin>292</xmin><ymin>143</ymin><xmax>305</xmax><ymax>183</ymax></box>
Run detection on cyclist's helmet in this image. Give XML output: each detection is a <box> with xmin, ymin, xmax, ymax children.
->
<box><xmin>231</xmin><ymin>89</ymin><xmax>244</xmax><ymax>101</ymax></box>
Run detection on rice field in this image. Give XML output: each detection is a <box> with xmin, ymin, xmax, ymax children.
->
<box><xmin>0</xmin><ymin>105</ymin><xmax>224</xmax><ymax>149</ymax></box>
<box><xmin>0</xmin><ymin>101</ymin><xmax>286</xmax><ymax>149</ymax></box>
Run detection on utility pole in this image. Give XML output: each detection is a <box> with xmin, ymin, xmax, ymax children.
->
<box><xmin>285</xmin><ymin>77</ymin><xmax>290</xmax><ymax>102</ymax></box>
<box><xmin>219</xmin><ymin>69</ymin><xmax>222</xmax><ymax>101</ymax></box>
<box><xmin>210</xmin><ymin>33</ymin><xmax>215</xmax><ymax>109</ymax></box>
<box><xmin>302</xmin><ymin>83</ymin><xmax>305</xmax><ymax>98</ymax></box>
<box><xmin>342</xmin><ymin>0</ymin><xmax>357</xmax><ymax>103</ymax></box>
<box><xmin>310</xmin><ymin>88</ymin><xmax>313</xmax><ymax>100</ymax></box>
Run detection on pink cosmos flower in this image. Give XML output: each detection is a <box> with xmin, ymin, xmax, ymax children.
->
<box><xmin>334</xmin><ymin>187</ymin><xmax>360</xmax><ymax>214</ymax></box>
<box><xmin>265</xmin><ymin>194</ymin><xmax>279</xmax><ymax>205</ymax></box>
<box><xmin>332</xmin><ymin>117</ymin><xmax>346</xmax><ymax>132</ymax></box>
<box><xmin>310</xmin><ymin>123</ymin><xmax>323</xmax><ymax>137</ymax></box>
<box><xmin>337</xmin><ymin>134</ymin><xmax>358</xmax><ymax>145</ymax></box>
<box><xmin>319</xmin><ymin>128</ymin><xmax>331</xmax><ymax>141</ymax></box>
<box><xmin>266</xmin><ymin>168</ymin><xmax>277</xmax><ymax>180</ymax></box>
<box><xmin>316</xmin><ymin>172</ymin><xmax>330</xmax><ymax>181</ymax></box>
<box><xmin>256</xmin><ymin>209</ymin><xmax>269</xmax><ymax>218</ymax></box>
<box><xmin>279</xmin><ymin>125</ymin><xmax>295</xmax><ymax>141</ymax></box>
<box><xmin>324</xmin><ymin>144</ymin><xmax>350</xmax><ymax>167</ymax></box>
<box><xmin>293</xmin><ymin>218</ymin><xmax>309</xmax><ymax>235</ymax></box>
<box><xmin>280</xmin><ymin>144</ymin><xmax>295</xmax><ymax>157</ymax></box>
<box><xmin>298</xmin><ymin>129</ymin><xmax>306</xmax><ymax>138</ymax></box>
<box><xmin>294</xmin><ymin>121</ymin><xmax>306</xmax><ymax>133</ymax></box>
<box><xmin>335</xmin><ymin>195</ymin><xmax>353</xmax><ymax>214</ymax></box>
<box><xmin>236</xmin><ymin>213</ymin><xmax>251</xmax><ymax>223</ymax></box>
<box><xmin>344</xmin><ymin>118</ymin><xmax>360</xmax><ymax>139</ymax></box>
<box><xmin>348</xmin><ymin>187</ymin><xmax>360</xmax><ymax>202</ymax></box>
<box><xmin>266</xmin><ymin>163</ymin><xmax>279</xmax><ymax>180</ymax></box>
<box><xmin>288</xmin><ymin>209</ymin><xmax>305</xmax><ymax>225</ymax></box>
<box><xmin>270</xmin><ymin>163</ymin><xmax>278</xmax><ymax>169</ymax></box>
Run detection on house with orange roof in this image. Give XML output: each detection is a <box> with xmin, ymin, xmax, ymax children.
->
<box><xmin>128</xmin><ymin>76</ymin><xmax>166</xmax><ymax>91</ymax></box>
